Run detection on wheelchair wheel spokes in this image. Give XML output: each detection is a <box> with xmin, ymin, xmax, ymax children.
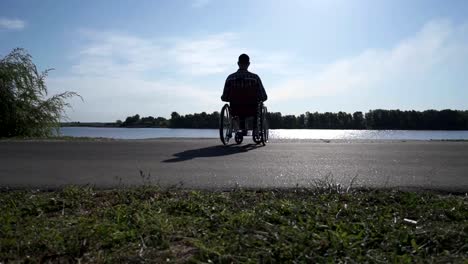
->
<box><xmin>219</xmin><ymin>104</ymin><xmax>232</xmax><ymax>145</ymax></box>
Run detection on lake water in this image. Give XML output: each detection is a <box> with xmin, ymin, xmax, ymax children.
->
<box><xmin>59</xmin><ymin>127</ymin><xmax>468</xmax><ymax>140</ymax></box>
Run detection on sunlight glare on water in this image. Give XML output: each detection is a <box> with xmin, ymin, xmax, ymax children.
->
<box><xmin>270</xmin><ymin>129</ymin><xmax>468</xmax><ymax>140</ymax></box>
<box><xmin>59</xmin><ymin>127</ymin><xmax>468</xmax><ymax>140</ymax></box>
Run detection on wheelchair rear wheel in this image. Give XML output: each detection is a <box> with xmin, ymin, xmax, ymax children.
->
<box><xmin>261</xmin><ymin>106</ymin><xmax>269</xmax><ymax>145</ymax></box>
<box><xmin>219</xmin><ymin>104</ymin><xmax>232</xmax><ymax>145</ymax></box>
<box><xmin>253</xmin><ymin>104</ymin><xmax>269</xmax><ymax>145</ymax></box>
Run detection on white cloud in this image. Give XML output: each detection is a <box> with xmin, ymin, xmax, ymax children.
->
<box><xmin>0</xmin><ymin>17</ymin><xmax>26</xmax><ymax>30</ymax></box>
<box><xmin>53</xmin><ymin>19</ymin><xmax>468</xmax><ymax>121</ymax></box>
<box><xmin>170</xmin><ymin>33</ymin><xmax>294</xmax><ymax>76</ymax></box>
<box><xmin>73</xmin><ymin>30</ymin><xmax>292</xmax><ymax>77</ymax></box>
<box><xmin>171</xmin><ymin>33</ymin><xmax>239</xmax><ymax>75</ymax></box>
<box><xmin>269</xmin><ymin>19</ymin><xmax>467</xmax><ymax>103</ymax></box>
<box><xmin>51</xmin><ymin>31</ymin><xmax>251</xmax><ymax>120</ymax></box>
<box><xmin>192</xmin><ymin>0</ymin><xmax>211</xmax><ymax>8</ymax></box>
<box><xmin>171</xmin><ymin>34</ymin><xmax>294</xmax><ymax>75</ymax></box>
<box><xmin>48</xmin><ymin>76</ymin><xmax>219</xmax><ymax>121</ymax></box>
<box><xmin>71</xmin><ymin>30</ymin><xmax>165</xmax><ymax>77</ymax></box>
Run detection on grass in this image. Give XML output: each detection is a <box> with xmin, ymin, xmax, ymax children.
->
<box><xmin>0</xmin><ymin>186</ymin><xmax>467</xmax><ymax>263</ymax></box>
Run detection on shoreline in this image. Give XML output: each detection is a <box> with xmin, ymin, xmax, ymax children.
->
<box><xmin>61</xmin><ymin>125</ymin><xmax>468</xmax><ymax>131</ymax></box>
<box><xmin>2</xmin><ymin>136</ymin><xmax>468</xmax><ymax>143</ymax></box>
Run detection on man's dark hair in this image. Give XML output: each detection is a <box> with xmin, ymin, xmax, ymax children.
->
<box><xmin>238</xmin><ymin>53</ymin><xmax>250</xmax><ymax>64</ymax></box>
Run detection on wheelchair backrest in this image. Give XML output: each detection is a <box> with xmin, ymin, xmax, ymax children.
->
<box><xmin>227</xmin><ymin>77</ymin><xmax>260</xmax><ymax>104</ymax></box>
<box><xmin>227</xmin><ymin>76</ymin><xmax>260</xmax><ymax>117</ymax></box>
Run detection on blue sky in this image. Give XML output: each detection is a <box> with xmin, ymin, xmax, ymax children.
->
<box><xmin>1</xmin><ymin>0</ymin><xmax>467</xmax><ymax>121</ymax></box>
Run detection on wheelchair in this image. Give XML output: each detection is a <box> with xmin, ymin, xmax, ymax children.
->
<box><xmin>219</xmin><ymin>101</ymin><xmax>269</xmax><ymax>146</ymax></box>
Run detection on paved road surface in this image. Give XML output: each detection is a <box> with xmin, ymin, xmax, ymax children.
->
<box><xmin>1</xmin><ymin>139</ymin><xmax>467</xmax><ymax>191</ymax></box>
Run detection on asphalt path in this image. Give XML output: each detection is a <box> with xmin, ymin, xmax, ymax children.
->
<box><xmin>1</xmin><ymin>139</ymin><xmax>467</xmax><ymax>191</ymax></box>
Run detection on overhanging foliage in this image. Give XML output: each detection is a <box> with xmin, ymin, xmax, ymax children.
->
<box><xmin>0</xmin><ymin>48</ymin><xmax>80</xmax><ymax>137</ymax></box>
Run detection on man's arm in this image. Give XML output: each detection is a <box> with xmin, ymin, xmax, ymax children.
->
<box><xmin>257</xmin><ymin>75</ymin><xmax>268</xmax><ymax>102</ymax></box>
<box><xmin>221</xmin><ymin>77</ymin><xmax>230</xmax><ymax>102</ymax></box>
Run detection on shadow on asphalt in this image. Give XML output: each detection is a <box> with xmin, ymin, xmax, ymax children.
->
<box><xmin>163</xmin><ymin>143</ymin><xmax>263</xmax><ymax>163</ymax></box>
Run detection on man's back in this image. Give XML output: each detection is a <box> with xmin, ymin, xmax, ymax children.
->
<box><xmin>221</xmin><ymin>69</ymin><xmax>268</xmax><ymax>103</ymax></box>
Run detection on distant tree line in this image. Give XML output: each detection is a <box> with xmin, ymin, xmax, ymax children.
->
<box><xmin>267</xmin><ymin>110</ymin><xmax>468</xmax><ymax>129</ymax></box>
<box><xmin>119</xmin><ymin>112</ymin><xmax>220</xmax><ymax>129</ymax></box>
<box><xmin>116</xmin><ymin>109</ymin><xmax>468</xmax><ymax>130</ymax></box>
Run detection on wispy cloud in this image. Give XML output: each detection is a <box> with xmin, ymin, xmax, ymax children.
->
<box><xmin>52</xmin><ymin>19</ymin><xmax>468</xmax><ymax>121</ymax></box>
<box><xmin>0</xmin><ymin>17</ymin><xmax>26</xmax><ymax>30</ymax></box>
<box><xmin>171</xmin><ymin>33</ymin><xmax>239</xmax><ymax>75</ymax></box>
<box><xmin>269</xmin><ymin>19</ymin><xmax>468</xmax><ymax>103</ymax></box>
<box><xmin>73</xmin><ymin>30</ymin><xmax>292</xmax><ymax>77</ymax></box>
<box><xmin>192</xmin><ymin>0</ymin><xmax>211</xmax><ymax>8</ymax></box>
<box><xmin>51</xmin><ymin>31</ymin><xmax>250</xmax><ymax>120</ymax></box>
<box><xmin>48</xmin><ymin>76</ymin><xmax>219</xmax><ymax>122</ymax></box>
<box><xmin>72</xmin><ymin>30</ymin><xmax>164</xmax><ymax>77</ymax></box>
<box><xmin>171</xmin><ymin>33</ymin><xmax>294</xmax><ymax>76</ymax></box>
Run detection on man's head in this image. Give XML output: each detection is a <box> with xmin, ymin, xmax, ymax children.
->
<box><xmin>237</xmin><ymin>53</ymin><xmax>250</xmax><ymax>70</ymax></box>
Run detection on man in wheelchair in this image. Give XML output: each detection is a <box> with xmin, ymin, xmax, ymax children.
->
<box><xmin>221</xmin><ymin>54</ymin><xmax>268</xmax><ymax>138</ymax></box>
